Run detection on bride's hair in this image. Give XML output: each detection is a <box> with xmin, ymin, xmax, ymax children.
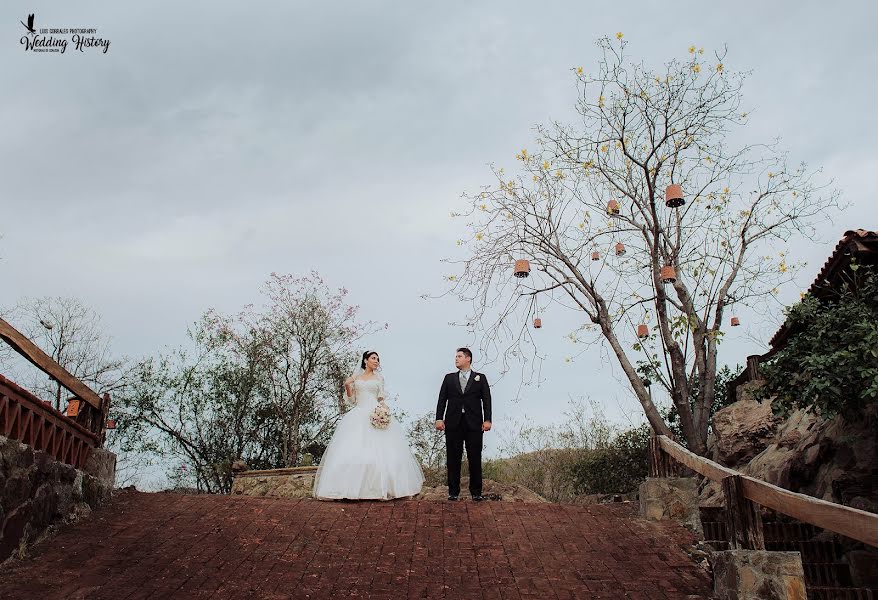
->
<box><xmin>360</xmin><ymin>351</ymin><xmax>380</xmax><ymax>369</ymax></box>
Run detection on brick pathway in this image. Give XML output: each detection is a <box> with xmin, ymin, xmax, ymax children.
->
<box><xmin>0</xmin><ymin>490</ymin><xmax>712</xmax><ymax>599</ymax></box>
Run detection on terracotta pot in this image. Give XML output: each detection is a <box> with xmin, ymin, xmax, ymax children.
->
<box><xmin>514</xmin><ymin>259</ymin><xmax>530</xmax><ymax>278</ymax></box>
<box><xmin>533</xmin><ymin>318</ymin><xmax>542</xmax><ymax>329</ymax></box>
<box><xmin>730</xmin><ymin>316</ymin><xmax>740</xmax><ymax>327</ymax></box>
<box><xmin>661</xmin><ymin>265</ymin><xmax>677</xmax><ymax>283</ymax></box>
<box><xmin>665</xmin><ymin>184</ymin><xmax>685</xmax><ymax>208</ymax></box>
<box><xmin>606</xmin><ymin>199</ymin><xmax>621</xmax><ymax>216</ymax></box>
<box><xmin>615</xmin><ymin>242</ymin><xmax>626</xmax><ymax>256</ymax></box>
<box><xmin>106</xmin><ymin>419</ymin><xmax>117</xmax><ymax>429</ymax></box>
<box><xmin>637</xmin><ymin>324</ymin><xmax>649</xmax><ymax>338</ymax></box>
<box><xmin>66</xmin><ymin>399</ymin><xmax>81</xmax><ymax>418</ymax></box>
<box><xmin>591</xmin><ymin>251</ymin><xmax>600</xmax><ymax>261</ymax></box>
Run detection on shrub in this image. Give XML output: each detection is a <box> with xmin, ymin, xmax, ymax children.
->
<box><xmin>568</xmin><ymin>425</ymin><xmax>650</xmax><ymax>495</ymax></box>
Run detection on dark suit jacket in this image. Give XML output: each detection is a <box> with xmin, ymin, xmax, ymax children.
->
<box><xmin>436</xmin><ymin>370</ymin><xmax>492</xmax><ymax>431</ymax></box>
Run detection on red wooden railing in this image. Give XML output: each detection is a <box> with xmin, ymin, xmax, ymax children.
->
<box><xmin>0</xmin><ymin>374</ymin><xmax>99</xmax><ymax>469</ymax></box>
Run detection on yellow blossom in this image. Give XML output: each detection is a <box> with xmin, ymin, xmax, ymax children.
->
<box><xmin>475</xmin><ymin>232</ymin><xmax>484</xmax><ymax>241</ymax></box>
<box><xmin>578</xmin><ymin>222</ymin><xmax>585</xmax><ymax>229</ymax></box>
<box><xmin>479</xmin><ymin>203</ymin><xmax>487</xmax><ymax>211</ymax></box>
<box><xmin>688</xmin><ymin>45</ymin><xmax>696</xmax><ymax>54</ymax></box>
<box><xmin>767</xmin><ymin>172</ymin><xmax>774</xmax><ymax>178</ymax></box>
<box><xmin>582</xmin><ymin>160</ymin><xmax>594</xmax><ymax>170</ymax></box>
<box><xmin>698</xmin><ymin>48</ymin><xmax>704</xmax><ymax>55</ymax></box>
<box><xmin>456</xmin><ymin>240</ymin><xmax>462</xmax><ymax>246</ymax></box>
<box><xmin>532</xmin><ymin>175</ymin><xmax>539</xmax><ymax>182</ymax></box>
<box><xmin>576</xmin><ymin>66</ymin><xmax>584</xmax><ymax>75</ymax></box>
<box><xmin>779</xmin><ymin>262</ymin><xmax>788</xmax><ymax>273</ymax></box>
<box><xmin>447</xmin><ymin>275</ymin><xmax>457</xmax><ymax>281</ymax></box>
<box><xmin>598</xmin><ymin>95</ymin><xmax>605</xmax><ymax>108</ymax></box>
<box><xmin>716</xmin><ymin>63</ymin><xmax>724</xmax><ymax>73</ymax></box>
<box><xmin>800</xmin><ymin>292</ymin><xmax>806</xmax><ymax>300</ymax></box>
<box><xmin>600</xmin><ymin>144</ymin><xmax>609</xmax><ymax>153</ymax></box>
<box><xmin>542</xmin><ymin>160</ymin><xmax>550</xmax><ymax>170</ymax></box>
<box><xmin>555</xmin><ymin>170</ymin><xmax>565</xmax><ymax>179</ymax></box>
<box><xmin>616</xmin><ymin>32</ymin><xmax>623</xmax><ymax>40</ymax></box>
<box><xmin>723</xmin><ymin>187</ymin><xmax>730</xmax><ymax>194</ymax></box>
<box><xmin>692</xmin><ymin>64</ymin><xmax>701</xmax><ymax>73</ymax></box>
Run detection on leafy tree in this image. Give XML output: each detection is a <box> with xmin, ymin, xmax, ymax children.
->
<box><xmin>757</xmin><ymin>264</ymin><xmax>878</xmax><ymax>418</ymax></box>
<box><xmin>116</xmin><ymin>272</ymin><xmax>381</xmax><ymax>493</ymax></box>
<box><xmin>441</xmin><ymin>35</ymin><xmax>839</xmax><ymax>455</ymax></box>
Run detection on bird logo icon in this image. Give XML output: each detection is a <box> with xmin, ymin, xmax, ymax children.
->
<box><xmin>21</xmin><ymin>13</ymin><xmax>36</xmax><ymax>35</ymax></box>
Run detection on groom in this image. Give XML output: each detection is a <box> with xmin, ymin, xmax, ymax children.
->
<box><xmin>435</xmin><ymin>347</ymin><xmax>492</xmax><ymax>501</ymax></box>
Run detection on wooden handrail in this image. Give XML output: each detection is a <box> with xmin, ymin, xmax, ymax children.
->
<box><xmin>656</xmin><ymin>435</ymin><xmax>878</xmax><ymax>548</ymax></box>
<box><xmin>0</xmin><ymin>317</ymin><xmax>103</xmax><ymax>411</ymax></box>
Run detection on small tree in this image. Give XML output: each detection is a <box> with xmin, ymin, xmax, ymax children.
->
<box><xmin>441</xmin><ymin>36</ymin><xmax>839</xmax><ymax>455</ymax></box>
<box><xmin>756</xmin><ymin>264</ymin><xmax>878</xmax><ymax>418</ymax></box>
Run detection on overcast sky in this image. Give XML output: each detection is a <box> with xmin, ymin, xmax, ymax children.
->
<box><xmin>2</xmin><ymin>1</ymin><xmax>876</xmax><ymax>465</ymax></box>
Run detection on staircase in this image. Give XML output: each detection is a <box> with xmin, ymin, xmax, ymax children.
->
<box><xmin>701</xmin><ymin>507</ymin><xmax>878</xmax><ymax>599</ymax></box>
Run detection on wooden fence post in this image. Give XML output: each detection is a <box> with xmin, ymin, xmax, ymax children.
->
<box><xmin>723</xmin><ymin>474</ymin><xmax>765</xmax><ymax>550</ymax></box>
<box><xmin>649</xmin><ymin>432</ymin><xmax>674</xmax><ymax>478</ymax></box>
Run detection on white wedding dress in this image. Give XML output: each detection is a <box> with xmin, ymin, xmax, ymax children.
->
<box><xmin>313</xmin><ymin>377</ymin><xmax>424</xmax><ymax>500</ymax></box>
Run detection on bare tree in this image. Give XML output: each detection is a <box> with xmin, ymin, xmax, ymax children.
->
<box><xmin>0</xmin><ymin>296</ymin><xmax>128</xmax><ymax>411</ymax></box>
<box><xmin>441</xmin><ymin>36</ymin><xmax>840</xmax><ymax>454</ymax></box>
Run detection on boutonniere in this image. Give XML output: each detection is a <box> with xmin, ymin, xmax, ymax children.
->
<box><xmin>474</xmin><ymin>375</ymin><xmax>481</xmax><ymax>382</ymax></box>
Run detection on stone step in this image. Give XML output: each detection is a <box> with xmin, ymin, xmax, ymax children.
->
<box><xmin>804</xmin><ymin>563</ymin><xmax>854</xmax><ymax>587</ymax></box>
<box><xmin>808</xmin><ymin>587</ymin><xmax>877</xmax><ymax>600</ymax></box>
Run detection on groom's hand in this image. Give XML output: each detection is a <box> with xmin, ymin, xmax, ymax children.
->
<box><xmin>435</xmin><ymin>420</ymin><xmax>445</xmax><ymax>431</ymax></box>
<box><xmin>482</xmin><ymin>421</ymin><xmax>492</xmax><ymax>432</ymax></box>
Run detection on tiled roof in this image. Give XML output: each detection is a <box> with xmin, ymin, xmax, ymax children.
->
<box><xmin>768</xmin><ymin>229</ymin><xmax>878</xmax><ymax>348</ymax></box>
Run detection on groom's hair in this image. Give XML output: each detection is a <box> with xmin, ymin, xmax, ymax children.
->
<box><xmin>456</xmin><ymin>347</ymin><xmax>473</xmax><ymax>363</ymax></box>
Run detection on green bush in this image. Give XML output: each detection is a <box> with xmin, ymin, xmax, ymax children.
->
<box><xmin>568</xmin><ymin>425</ymin><xmax>650</xmax><ymax>495</ymax></box>
<box><xmin>756</xmin><ymin>263</ymin><xmax>878</xmax><ymax>418</ymax></box>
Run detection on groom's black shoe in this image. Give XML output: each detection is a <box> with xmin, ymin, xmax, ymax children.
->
<box><xmin>472</xmin><ymin>495</ymin><xmax>484</xmax><ymax>502</ymax></box>
<box><xmin>447</xmin><ymin>495</ymin><xmax>458</xmax><ymax>501</ymax></box>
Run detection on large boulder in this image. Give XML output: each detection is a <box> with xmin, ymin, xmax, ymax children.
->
<box><xmin>712</xmin><ymin>394</ymin><xmax>781</xmax><ymax>466</ymax></box>
<box><xmin>702</xmin><ymin>392</ymin><xmax>878</xmax><ymax>512</ymax></box>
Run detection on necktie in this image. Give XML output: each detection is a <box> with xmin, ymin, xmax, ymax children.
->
<box><xmin>459</xmin><ymin>371</ymin><xmax>467</xmax><ymax>414</ymax></box>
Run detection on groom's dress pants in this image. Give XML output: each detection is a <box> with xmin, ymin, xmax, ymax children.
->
<box><xmin>446</xmin><ymin>422</ymin><xmax>483</xmax><ymax>497</ymax></box>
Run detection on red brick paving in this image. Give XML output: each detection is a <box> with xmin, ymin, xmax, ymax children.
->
<box><xmin>0</xmin><ymin>490</ymin><xmax>713</xmax><ymax>599</ymax></box>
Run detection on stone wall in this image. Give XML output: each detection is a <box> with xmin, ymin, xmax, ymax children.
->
<box><xmin>231</xmin><ymin>466</ymin><xmax>317</xmax><ymax>498</ymax></box>
<box><xmin>0</xmin><ymin>435</ymin><xmax>115</xmax><ymax>562</ymax></box>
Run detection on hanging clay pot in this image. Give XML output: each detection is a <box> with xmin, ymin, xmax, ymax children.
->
<box><xmin>533</xmin><ymin>318</ymin><xmax>542</xmax><ymax>329</ymax></box>
<box><xmin>591</xmin><ymin>251</ymin><xmax>600</xmax><ymax>261</ymax></box>
<box><xmin>514</xmin><ymin>259</ymin><xmax>530</xmax><ymax>278</ymax></box>
<box><xmin>615</xmin><ymin>242</ymin><xmax>626</xmax><ymax>256</ymax></box>
<box><xmin>607</xmin><ymin>199</ymin><xmax>621</xmax><ymax>216</ymax></box>
<box><xmin>665</xmin><ymin>184</ymin><xmax>685</xmax><ymax>208</ymax></box>
<box><xmin>661</xmin><ymin>265</ymin><xmax>677</xmax><ymax>284</ymax></box>
<box><xmin>66</xmin><ymin>399</ymin><xmax>80</xmax><ymax>418</ymax></box>
<box><xmin>731</xmin><ymin>316</ymin><xmax>740</xmax><ymax>327</ymax></box>
<box><xmin>637</xmin><ymin>324</ymin><xmax>649</xmax><ymax>338</ymax></box>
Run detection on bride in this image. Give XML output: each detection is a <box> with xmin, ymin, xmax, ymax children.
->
<box><xmin>313</xmin><ymin>351</ymin><xmax>424</xmax><ymax>500</ymax></box>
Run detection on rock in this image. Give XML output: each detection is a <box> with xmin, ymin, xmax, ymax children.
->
<box><xmin>230</xmin><ymin>460</ymin><xmax>250</xmax><ymax>473</ymax></box>
<box><xmin>712</xmin><ymin>550</ymin><xmax>806</xmax><ymax>600</ymax></box>
<box><xmin>231</xmin><ymin>466</ymin><xmax>317</xmax><ymax>498</ymax></box>
<box><xmin>639</xmin><ymin>477</ymin><xmax>702</xmax><ymax>536</ymax></box>
<box><xmin>712</xmin><ymin>397</ymin><xmax>780</xmax><ymax>466</ymax></box>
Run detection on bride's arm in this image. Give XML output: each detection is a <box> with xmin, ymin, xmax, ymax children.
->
<box><xmin>344</xmin><ymin>376</ymin><xmax>356</xmax><ymax>403</ymax></box>
<box><xmin>377</xmin><ymin>377</ymin><xmax>386</xmax><ymax>403</ymax></box>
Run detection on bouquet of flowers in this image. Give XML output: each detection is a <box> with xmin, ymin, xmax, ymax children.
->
<box><xmin>370</xmin><ymin>402</ymin><xmax>391</xmax><ymax>429</ymax></box>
